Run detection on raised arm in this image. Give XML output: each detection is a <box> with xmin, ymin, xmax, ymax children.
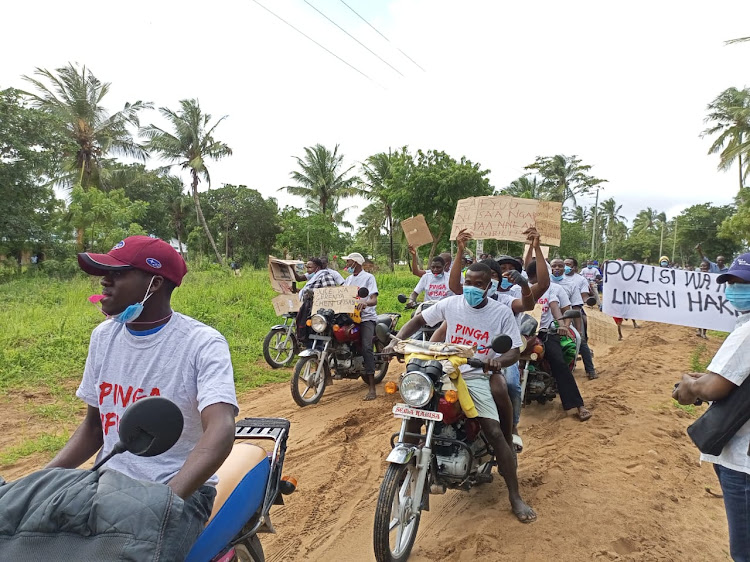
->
<box><xmin>409</xmin><ymin>245</ymin><xmax>426</xmax><ymax>278</ymax></box>
<box><xmin>449</xmin><ymin>229</ymin><xmax>471</xmax><ymax>295</ymax></box>
<box><xmin>526</xmin><ymin>228</ymin><xmax>550</xmax><ymax>301</ymax></box>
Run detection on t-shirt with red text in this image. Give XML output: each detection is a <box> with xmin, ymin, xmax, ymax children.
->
<box><xmin>537</xmin><ymin>284</ymin><xmax>571</xmax><ymax>330</ymax></box>
<box><xmin>413</xmin><ymin>272</ymin><xmax>453</xmax><ymax>301</ymax></box>
<box><xmin>421</xmin><ymin>295</ymin><xmax>522</xmax><ymax>380</ymax></box>
<box><xmin>76</xmin><ymin>312</ymin><xmax>239</xmax><ymax>486</ymax></box>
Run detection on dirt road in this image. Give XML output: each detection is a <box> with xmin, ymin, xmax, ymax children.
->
<box><xmin>0</xmin><ymin>320</ymin><xmax>731</xmax><ymax>561</ymax></box>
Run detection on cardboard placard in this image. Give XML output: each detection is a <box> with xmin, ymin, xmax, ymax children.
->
<box><xmin>523</xmin><ymin>244</ymin><xmax>550</xmax><ymax>259</ymax></box>
<box><xmin>401</xmin><ymin>214</ymin><xmax>434</xmax><ymax>248</ymax></box>
<box><xmin>449</xmin><ymin>196</ymin><xmax>562</xmax><ymax>246</ymax></box>
<box><xmin>312</xmin><ymin>285</ymin><xmax>358</xmax><ymax>313</ymax></box>
<box><xmin>271</xmin><ymin>294</ymin><xmax>301</xmax><ymax>315</ymax></box>
<box><xmin>268</xmin><ymin>255</ymin><xmax>305</xmax><ymax>294</ymax></box>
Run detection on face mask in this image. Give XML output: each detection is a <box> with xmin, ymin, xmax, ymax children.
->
<box><xmin>433</xmin><ymin>272</ymin><xmax>444</xmax><ymax>279</ymax></box>
<box><xmin>346</xmin><ymin>266</ymin><xmax>355</xmax><ymax>274</ymax></box>
<box><xmin>587</xmin><ymin>265</ymin><xmax>594</xmax><ymax>269</ymax></box>
<box><xmin>660</xmin><ymin>261</ymin><xmax>669</xmax><ymax>267</ymax></box>
<box><xmin>564</xmin><ymin>266</ymin><xmax>573</xmax><ymax>275</ymax></box>
<box><xmin>500</xmin><ymin>277</ymin><xmax>513</xmax><ymax>290</ymax></box>
<box><xmin>112</xmin><ymin>276</ymin><xmax>156</xmax><ymax>324</ymax></box>
<box><xmin>487</xmin><ymin>279</ymin><xmax>498</xmax><ymax>298</ymax></box>
<box><xmin>463</xmin><ymin>285</ymin><xmax>487</xmax><ymax>307</ymax></box>
<box><xmin>725</xmin><ymin>283</ymin><xmax>750</xmax><ymax>312</ymax></box>
<box><xmin>305</xmin><ymin>272</ymin><xmax>315</xmax><ymax>280</ymax></box>
<box><xmin>551</xmin><ymin>274</ymin><xmax>564</xmax><ymax>282</ymax></box>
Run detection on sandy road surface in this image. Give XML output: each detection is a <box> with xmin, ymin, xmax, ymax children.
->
<box><xmin>243</xmin><ymin>322</ymin><xmax>730</xmax><ymax>561</ymax></box>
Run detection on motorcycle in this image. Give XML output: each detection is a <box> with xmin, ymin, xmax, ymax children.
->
<box><xmin>263</xmin><ymin>312</ymin><xmax>299</xmax><ymax>369</ymax></box>
<box><xmin>290</xmin><ymin>288</ymin><xmax>401</xmax><ymax>407</ymax></box>
<box><xmin>0</xmin><ymin>397</ymin><xmax>296</xmax><ymax>562</ymax></box>
<box><xmin>396</xmin><ymin>294</ymin><xmax>442</xmax><ymax>342</ymax></box>
<box><xmin>372</xmin><ymin>330</ymin><xmax>511</xmax><ymax>562</ymax></box>
<box><xmin>517</xmin><ymin>309</ymin><xmax>582</xmax><ymax>405</ymax></box>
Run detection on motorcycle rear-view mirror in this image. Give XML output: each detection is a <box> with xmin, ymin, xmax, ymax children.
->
<box><xmin>585</xmin><ymin>296</ymin><xmax>597</xmax><ymax>306</ymax></box>
<box><xmin>357</xmin><ymin>287</ymin><xmax>369</xmax><ymax>298</ymax></box>
<box><xmin>91</xmin><ymin>397</ymin><xmax>184</xmax><ymax>471</ymax></box>
<box><xmin>563</xmin><ymin>309</ymin><xmax>582</xmax><ymax>319</ymax></box>
<box><xmin>490</xmin><ymin>335</ymin><xmax>513</xmax><ymax>354</ymax></box>
<box><xmin>397</xmin><ymin>293</ymin><xmax>408</xmax><ymax>304</ymax></box>
<box><xmin>375</xmin><ymin>322</ymin><xmax>392</xmax><ymax>345</ymax></box>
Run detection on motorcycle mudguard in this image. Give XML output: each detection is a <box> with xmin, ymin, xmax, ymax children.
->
<box><xmin>270</xmin><ymin>325</ymin><xmax>290</xmax><ymax>331</ymax></box>
<box><xmin>387</xmin><ymin>444</ymin><xmax>417</xmax><ymax>464</ymax></box>
<box><xmin>298</xmin><ymin>349</ymin><xmax>319</xmax><ymax>358</ymax></box>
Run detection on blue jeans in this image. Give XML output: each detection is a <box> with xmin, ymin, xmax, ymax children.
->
<box><xmin>714</xmin><ymin>464</ymin><xmax>750</xmax><ymax>562</ymax></box>
<box><xmin>504</xmin><ymin>363</ymin><xmax>521</xmax><ymax>427</ymax></box>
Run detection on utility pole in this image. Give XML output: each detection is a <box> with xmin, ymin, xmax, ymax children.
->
<box><xmin>590</xmin><ymin>187</ymin><xmax>599</xmax><ymax>259</ymax></box>
<box><xmin>672</xmin><ymin>218</ymin><xmax>678</xmax><ymax>263</ymax></box>
<box><xmin>659</xmin><ymin>222</ymin><xmax>664</xmax><ymax>258</ymax></box>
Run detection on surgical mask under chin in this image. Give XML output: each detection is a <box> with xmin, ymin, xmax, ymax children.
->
<box><xmin>725</xmin><ymin>283</ymin><xmax>750</xmax><ymax>312</ymax></box>
<box><xmin>305</xmin><ymin>272</ymin><xmax>315</xmax><ymax>280</ymax></box>
<box><xmin>433</xmin><ymin>272</ymin><xmax>444</xmax><ymax>279</ymax></box>
<box><xmin>564</xmin><ymin>266</ymin><xmax>573</xmax><ymax>275</ymax></box>
<box><xmin>551</xmin><ymin>273</ymin><xmax>564</xmax><ymax>282</ymax></box>
<box><xmin>500</xmin><ymin>277</ymin><xmax>513</xmax><ymax>290</ymax></box>
<box><xmin>463</xmin><ymin>285</ymin><xmax>487</xmax><ymax>307</ymax></box>
<box><xmin>112</xmin><ymin>276</ymin><xmax>156</xmax><ymax>324</ymax></box>
<box><xmin>346</xmin><ymin>266</ymin><xmax>355</xmax><ymax>274</ymax></box>
<box><xmin>587</xmin><ymin>264</ymin><xmax>594</xmax><ymax>269</ymax></box>
<box><xmin>487</xmin><ymin>279</ymin><xmax>498</xmax><ymax>298</ymax></box>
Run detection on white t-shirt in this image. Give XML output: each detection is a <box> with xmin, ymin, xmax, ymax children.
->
<box><xmin>573</xmin><ymin>273</ymin><xmax>591</xmax><ymax>298</ymax></box>
<box><xmin>326</xmin><ymin>268</ymin><xmax>345</xmax><ymax>285</ymax></box>
<box><xmin>553</xmin><ymin>274</ymin><xmax>584</xmax><ymax>306</ymax></box>
<box><xmin>700</xmin><ymin>314</ymin><xmax>750</xmax><ymax>474</ymax></box>
<box><xmin>414</xmin><ymin>272</ymin><xmax>453</xmax><ymax>301</ymax></box>
<box><xmin>582</xmin><ymin>267</ymin><xmax>601</xmax><ymax>282</ymax></box>
<box><xmin>76</xmin><ymin>313</ymin><xmax>239</xmax><ymax>486</ymax></box>
<box><xmin>421</xmin><ymin>295</ymin><xmax>522</xmax><ymax>380</ymax></box>
<box><xmin>537</xmin><ymin>285</ymin><xmax>571</xmax><ymax>330</ymax></box>
<box><xmin>344</xmin><ymin>269</ymin><xmax>379</xmax><ymax>322</ymax></box>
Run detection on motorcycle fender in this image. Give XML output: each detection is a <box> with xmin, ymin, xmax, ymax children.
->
<box><xmin>387</xmin><ymin>444</ymin><xmax>417</xmax><ymax>464</ymax></box>
<box><xmin>298</xmin><ymin>349</ymin><xmax>319</xmax><ymax>358</ymax></box>
<box><xmin>270</xmin><ymin>324</ymin><xmax>289</xmax><ymax>331</ymax></box>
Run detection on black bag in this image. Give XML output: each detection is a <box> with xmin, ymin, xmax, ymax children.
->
<box><xmin>686</xmin><ymin>375</ymin><xmax>750</xmax><ymax>456</ymax></box>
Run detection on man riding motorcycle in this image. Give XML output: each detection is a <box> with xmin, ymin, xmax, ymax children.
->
<box><xmin>407</xmin><ymin>252</ymin><xmax>452</xmax><ymax>305</ymax></box>
<box><xmin>385</xmin><ymin>262</ymin><xmax>537</xmax><ymax>523</ymax></box>
<box><xmin>342</xmin><ymin>252</ymin><xmax>380</xmax><ymax>401</ymax></box>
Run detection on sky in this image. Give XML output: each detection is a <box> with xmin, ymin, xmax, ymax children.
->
<box><xmin>3</xmin><ymin>0</ymin><xmax>750</xmax><ymax>229</ymax></box>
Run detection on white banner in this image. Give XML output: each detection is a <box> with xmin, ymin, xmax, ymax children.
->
<box><xmin>602</xmin><ymin>261</ymin><xmax>738</xmax><ymax>332</ymax></box>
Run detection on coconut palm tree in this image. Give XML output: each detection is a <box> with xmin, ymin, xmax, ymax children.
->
<box><xmin>359</xmin><ymin>149</ymin><xmax>402</xmax><ymax>270</ymax></box>
<box><xmin>702</xmin><ymin>86</ymin><xmax>750</xmax><ymax>191</ymax></box>
<box><xmin>523</xmin><ymin>154</ymin><xmax>606</xmax><ymax>206</ymax></box>
<box><xmin>632</xmin><ymin>207</ymin><xmax>667</xmax><ymax>233</ymax></box>
<box><xmin>499</xmin><ymin>176</ymin><xmax>547</xmax><ymax>199</ymax></box>
<box><xmin>23</xmin><ymin>63</ymin><xmax>151</xmax><ymax>190</ymax></box>
<box><xmin>141</xmin><ymin>99</ymin><xmax>231</xmax><ymax>264</ymax></box>
<box><xmin>283</xmin><ymin>144</ymin><xmax>358</xmax><ymax>223</ymax></box>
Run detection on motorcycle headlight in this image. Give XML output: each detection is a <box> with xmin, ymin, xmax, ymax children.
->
<box><xmin>310</xmin><ymin>314</ymin><xmax>328</xmax><ymax>333</ymax></box>
<box><xmin>399</xmin><ymin>372</ymin><xmax>434</xmax><ymax>407</ymax></box>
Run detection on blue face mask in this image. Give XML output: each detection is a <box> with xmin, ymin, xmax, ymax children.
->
<box><xmin>500</xmin><ymin>277</ymin><xmax>513</xmax><ymax>290</ymax></box>
<box><xmin>305</xmin><ymin>272</ymin><xmax>315</xmax><ymax>280</ymax></box>
<box><xmin>660</xmin><ymin>261</ymin><xmax>669</xmax><ymax>267</ymax></box>
<box><xmin>587</xmin><ymin>264</ymin><xmax>594</xmax><ymax>269</ymax></box>
<box><xmin>433</xmin><ymin>272</ymin><xmax>444</xmax><ymax>279</ymax></box>
<box><xmin>346</xmin><ymin>266</ymin><xmax>355</xmax><ymax>274</ymax></box>
<box><xmin>112</xmin><ymin>276</ymin><xmax>155</xmax><ymax>324</ymax></box>
<box><xmin>463</xmin><ymin>285</ymin><xmax>487</xmax><ymax>307</ymax></box>
<box><xmin>552</xmin><ymin>273</ymin><xmax>564</xmax><ymax>282</ymax></box>
<box><xmin>487</xmin><ymin>279</ymin><xmax>498</xmax><ymax>298</ymax></box>
<box><xmin>564</xmin><ymin>266</ymin><xmax>573</xmax><ymax>275</ymax></box>
<box><xmin>725</xmin><ymin>283</ymin><xmax>750</xmax><ymax>312</ymax></box>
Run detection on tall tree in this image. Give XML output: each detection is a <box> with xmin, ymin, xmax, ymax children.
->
<box><xmin>142</xmin><ymin>99</ymin><xmax>231</xmax><ymax>264</ymax></box>
<box><xmin>499</xmin><ymin>176</ymin><xmax>546</xmax><ymax>199</ymax></box>
<box><xmin>702</xmin><ymin>86</ymin><xmax>750</xmax><ymax>191</ymax></box>
<box><xmin>632</xmin><ymin>207</ymin><xmax>667</xmax><ymax>233</ymax></box>
<box><xmin>598</xmin><ymin>198</ymin><xmax>626</xmax><ymax>259</ymax></box>
<box><xmin>283</xmin><ymin>144</ymin><xmax>358</xmax><ymax>224</ymax></box>
<box><xmin>22</xmin><ymin>63</ymin><xmax>150</xmax><ymax>190</ymax></box>
<box><xmin>359</xmin><ymin>149</ymin><xmax>403</xmax><ymax>271</ymax></box>
<box><xmin>523</xmin><ymin>154</ymin><xmax>606</xmax><ymax>206</ymax></box>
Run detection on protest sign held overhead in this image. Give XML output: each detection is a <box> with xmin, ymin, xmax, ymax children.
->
<box><xmin>401</xmin><ymin>214</ymin><xmax>434</xmax><ymax>248</ymax></box>
<box><xmin>449</xmin><ymin>196</ymin><xmax>562</xmax><ymax>246</ymax></box>
<box><xmin>268</xmin><ymin>256</ymin><xmax>305</xmax><ymax>294</ymax></box>
<box><xmin>313</xmin><ymin>285</ymin><xmax>359</xmax><ymax>314</ymax></box>
<box><xmin>602</xmin><ymin>261</ymin><xmax>738</xmax><ymax>332</ymax></box>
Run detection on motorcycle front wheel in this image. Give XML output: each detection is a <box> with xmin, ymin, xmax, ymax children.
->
<box><xmin>263</xmin><ymin>328</ymin><xmax>297</xmax><ymax>369</ymax></box>
<box><xmin>233</xmin><ymin>535</ymin><xmax>264</xmax><ymax>562</ymax></box>
<box><xmin>373</xmin><ymin>461</ymin><xmax>423</xmax><ymax>562</ymax></box>
<box><xmin>290</xmin><ymin>355</ymin><xmax>329</xmax><ymax>407</ymax></box>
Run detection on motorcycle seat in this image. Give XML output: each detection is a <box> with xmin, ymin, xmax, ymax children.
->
<box><xmin>184</xmin><ymin>443</ymin><xmax>270</xmax><ymax>562</ymax></box>
<box><xmin>376</xmin><ymin>314</ymin><xmax>395</xmax><ymax>326</ymax></box>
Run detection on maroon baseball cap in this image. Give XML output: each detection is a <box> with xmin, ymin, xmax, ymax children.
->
<box><xmin>78</xmin><ymin>236</ymin><xmax>188</xmax><ymax>286</ymax></box>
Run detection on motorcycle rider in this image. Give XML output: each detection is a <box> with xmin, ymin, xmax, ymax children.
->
<box><xmin>526</xmin><ymin>260</ymin><xmax>592</xmax><ymax>421</ymax></box>
<box><xmin>342</xmin><ymin>252</ymin><xmax>380</xmax><ymax>401</ymax></box>
<box><xmin>407</xmin><ymin>253</ymin><xmax>453</xmax><ymax>306</ymax></box>
<box><xmin>298</xmin><ymin>257</ymin><xmax>340</xmax><ymax>301</ymax></box>
<box><xmin>386</xmin><ymin>262</ymin><xmax>537</xmax><ymax>523</ymax></box>
<box><xmin>410</xmin><ymin>246</ymin><xmax>453</xmax><ymax>277</ymax></box>
<box><xmin>47</xmin><ymin>236</ymin><xmax>238</xmax><ymax>560</ymax></box>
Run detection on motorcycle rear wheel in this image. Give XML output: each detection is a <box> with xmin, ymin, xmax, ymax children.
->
<box><xmin>233</xmin><ymin>535</ymin><xmax>264</xmax><ymax>562</ymax></box>
<box><xmin>263</xmin><ymin>328</ymin><xmax>297</xmax><ymax>369</ymax></box>
<box><xmin>373</xmin><ymin>462</ymin><xmax>422</xmax><ymax>562</ymax></box>
<box><xmin>369</xmin><ymin>340</ymin><xmax>389</xmax><ymax>385</ymax></box>
<box><xmin>291</xmin><ymin>355</ymin><xmax>329</xmax><ymax>407</ymax></box>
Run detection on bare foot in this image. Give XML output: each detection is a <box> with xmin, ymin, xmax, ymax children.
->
<box><xmin>578</xmin><ymin>407</ymin><xmax>592</xmax><ymax>422</ymax></box>
<box><xmin>511</xmin><ymin>497</ymin><xmax>537</xmax><ymax>523</ymax></box>
<box><xmin>363</xmin><ymin>390</ymin><xmax>377</xmax><ymax>401</ymax></box>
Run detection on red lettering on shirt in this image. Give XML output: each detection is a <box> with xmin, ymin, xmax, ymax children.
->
<box><xmin>101</xmin><ymin>412</ymin><xmax>119</xmax><ymax>436</ymax></box>
<box><xmin>99</xmin><ymin>382</ymin><xmax>113</xmax><ymax>405</ymax></box>
<box><xmin>115</xmin><ymin>385</ymin><xmax>133</xmax><ymax>407</ymax></box>
<box><xmin>454</xmin><ymin>323</ymin><xmax>489</xmax><ymax>342</ymax></box>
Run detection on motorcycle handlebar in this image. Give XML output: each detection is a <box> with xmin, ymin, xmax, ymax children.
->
<box><xmin>467</xmin><ymin>358</ymin><xmax>502</xmax><ymax>373</ymax></box>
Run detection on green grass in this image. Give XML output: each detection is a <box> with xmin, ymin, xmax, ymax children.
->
<box><xmin>689</xmin><ymin>343</ymin><xmax>709</xmax><ymax>372</ymax></box>
<box><xmin>707</xmin><ymin>330</ymin><xmax>729</xmax><ymax>340</ymax></box>
<box><xmin>671</xmin><ymin>399</ymin><xmax>698</xmax><ymax>417</ymax></box>
<box><xmin>0</xmin><ymin>434</ymin><xmax>70</xmax><ymax>467</ymax></box>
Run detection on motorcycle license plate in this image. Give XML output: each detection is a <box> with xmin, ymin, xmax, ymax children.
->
<box><xmin>392</xmin><ymin>403</ymin><xmax>443</xmax><ymax>422</ymax></box>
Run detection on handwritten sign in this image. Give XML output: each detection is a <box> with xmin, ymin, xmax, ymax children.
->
<box><xmin>271</xmin><ymin>294</ymin><xmax>301</xmax><ymax>315</ymax></box>
<box><xmin>268</xmin><ymin>256</ymin><xmax>304</xmax><ymax>294</ymax></box>
<box><xmin>312</xmin><ymin>285</ymin><xmax>359</xmax><ymax>314</ymax></box>
<box><xmin>523</xmin><ymin>243</ymin><xmax>550</xmax><ymax>259</ymax></box>
<box><xmin>449</xmin><ymin>196</ymin><xmax>562</xmax><ymax>246</ymax></box>
<box><xmin>602</xmin><ymin>262</ymin><xmax>738</xmax><ymax>332</ymax></box>
<box><xmin>401</xmin><ymin>214</ymin><xmax>434</xmax><ymax>248</ymax></box>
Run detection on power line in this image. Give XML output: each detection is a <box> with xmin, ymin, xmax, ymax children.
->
<box><xmin>304</xmin><ymin>0</ymin><xmax>404</xmax><ymax>77</ymax></box>
<box><xmin>249</xmin><ymin>0</ymin><xmax>381</xmax><ymax>86</ymax></box>
<box><xmin>338</xmin><ymin>0</ymin><xmax>426</xmax><ymax>72</ymax></box>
